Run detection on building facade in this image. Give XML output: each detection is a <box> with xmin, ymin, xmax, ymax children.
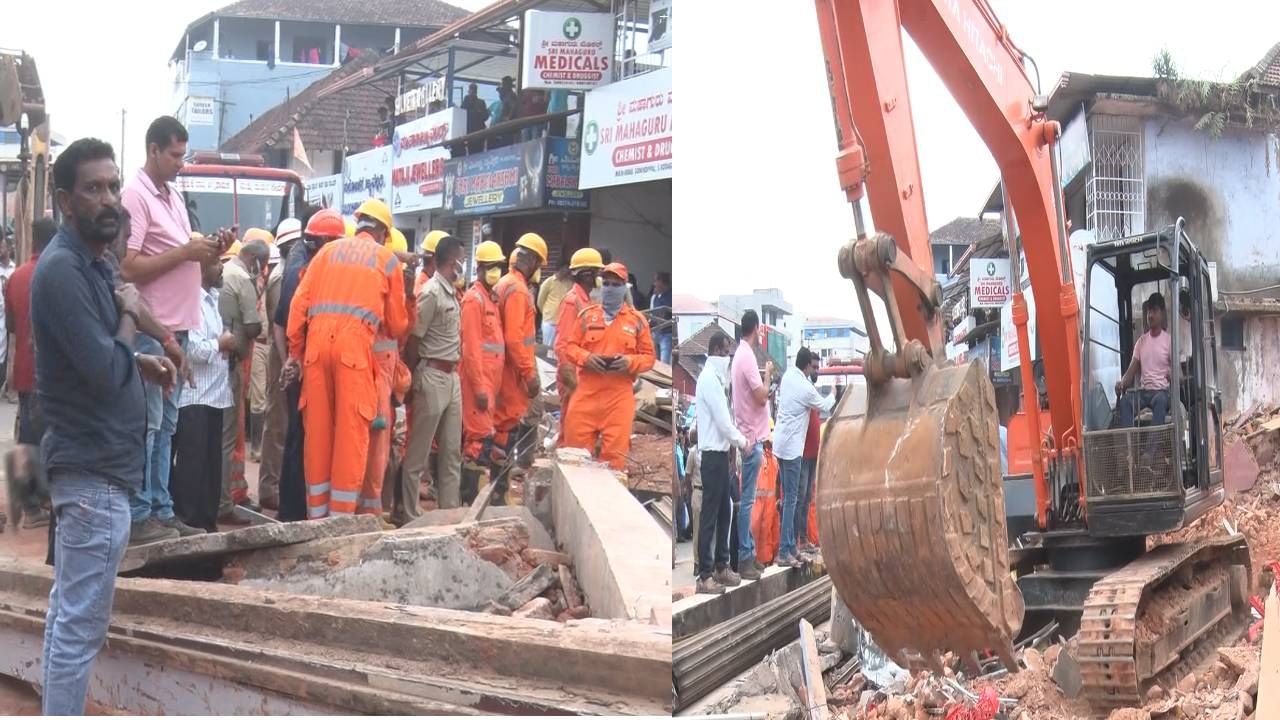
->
<box><xmin>801</xmin><ymin>316</ymin><xmax>869</xmax><ymax>364</ymax></box>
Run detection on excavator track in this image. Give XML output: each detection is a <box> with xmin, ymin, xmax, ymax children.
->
<box><xmin>1077</xmin><ymin>535</ymin><xmax>1250</xmax><ymax>714</ymax></box>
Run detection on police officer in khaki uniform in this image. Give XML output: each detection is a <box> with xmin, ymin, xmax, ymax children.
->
<box><xmin>398</xmin><ymin>233</ymin><xmax>466</xmax><ymax>520</ymax></box>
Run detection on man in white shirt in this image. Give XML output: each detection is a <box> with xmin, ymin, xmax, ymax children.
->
<box><xmin>170</xmin><ymin>256</ymin><xmax>236</xmax><ymax>533</ymax></box>
<box><xmin>773</xmin><ymin>348</ymin><xmax>835</xmax><ymax>567</ymax></box>
<box><xmin>695</xmin><ymin>332</ymin><xmax>748</xmax><ymax>595</ymax></box>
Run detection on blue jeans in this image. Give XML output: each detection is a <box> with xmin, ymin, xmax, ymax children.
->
<box><xmin>1119</xmin><ymin>389</ymin><xmax>1170</xmax><ymax>427</ymax></box>
<box><xmin>778</xmin><ymin>456</ymin><xmax>803</xmax><ymax>560</ymax></box>
<box><xmin>656</xmin><ymin>334</ymin><xmax>672</xmax><ymax>365</ymax></box>
<box><xmin>796</xmin><ymin>457</ymin><xmax>817</xmax><ymax>544</ymax></box>
<box><xmin>130</xmin><ymin>334</ymin><xmax>185</xmax><ymax>523</ymax></box>
<box><xmin>42</xmin><ymin>472</ymin><xmax>131</xmax><ymax>715</ymax></box>
<box><xmin>737</xmin><ymin>441</ymin><xmax>763</xmax><ymax>564</ymax></box>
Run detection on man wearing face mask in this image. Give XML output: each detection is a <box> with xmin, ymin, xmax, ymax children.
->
<box><xmin>554</xmin><ymin>248</ymin><xmax>603</xmax><ymax>437</ymax></box>
<box><xmin>560</xmin><ymin>262</ymin><xmax>656</xmax><ymax>470</ymax></box>
<box><xmin>415</xmin><ymin>230</ymin><xmax>448</xmax><ymax>298</ymax></box>
<box><xmin>399</xmin><ymin>234</ymin><xmax>465</xmax><ymax>517</ymax></box>
<box><xmin>491</xmin><ymin>233</ymin><xmax>547</xmax><ymax>504</ymax></box>
<box><xmin>285</xmin><ymin>200</ymin><xmax>410</xmax><ymax>520</ymax></box>
<box><xmin>693</xmin><ymin>331</ymin><xmax>747</xmax><ymax>595</ymax></box>
<box><xmin>275</xmin><ymin>207</ymin><xmax>341</xmax><ymax>522</ymax></box>
<box><xmin>771</xmin><ymin>348</ymin><xmax>834</xmax><ymax>568</ymax></box>
<box><xmin>459</xmin><ymin>241</ymin><xmax>507</xmax><ymax>503</ymax></box>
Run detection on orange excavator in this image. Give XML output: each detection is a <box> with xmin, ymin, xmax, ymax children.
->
<box><xmin>813</xmin><ymin>0</ymin><xmax>1247</xmax><ymax>712</ymax></box>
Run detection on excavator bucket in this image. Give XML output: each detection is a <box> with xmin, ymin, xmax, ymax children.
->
<box><xmin>817</xmin><ymin>360</ymin><xmax>1023</xmax><ymax>670</ymax></box>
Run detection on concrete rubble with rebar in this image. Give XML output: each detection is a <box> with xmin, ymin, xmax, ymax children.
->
<box><xmin>0</xmin><ymin>458</ymin><xmax>672</xmax><ymax>715</ymax></box>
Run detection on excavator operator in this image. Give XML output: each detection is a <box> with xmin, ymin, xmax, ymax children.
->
<box><xmin>284</xmin><ymin>199</ymin><xmax>410</xmax><ymax>519</ymax></box>
<box><xmin>459</xmin><ymin>240</ymin><xmax>507</xmax><ymax>503</ymax></box>
<box><xmin>554</xmin><ymin>248</ymin><xmax>603</xmax><ymax>437</ymax></box>
<box><xmin>560</xmin><ymin>262</ymin><xmax>655</xmax><ymax>470</ymax></box>
<box><xmin>491</xmin><ymin>232</ymin><xmax>547</xmax><ymax>504</ymax></box>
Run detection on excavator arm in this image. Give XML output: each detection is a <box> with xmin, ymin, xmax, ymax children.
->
<box><xmin>813</xmin><ymin>0</ymin><xmax>1086</xmax><ymax>672</ymax></box>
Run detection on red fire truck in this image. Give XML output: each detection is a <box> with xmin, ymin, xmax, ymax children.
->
<box><xmin>176</xmin><ymin>152</ymin><xmax>305</xmax><ymax>235</ymax></box>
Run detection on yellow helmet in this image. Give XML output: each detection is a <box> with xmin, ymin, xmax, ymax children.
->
<box><xmin>475</xmin><ymin>240</ymin><xmax>505</xmax><ymax>264</ymax></box>
<box><xmin>386</xmin><ymin>227</ymin><xmax>408</xmax><ymax>253</ymax></box>
<box><xmin>354</xmin><ymin>199</ymin><xmax>393</xmax><ymax>231</ymax></box>
<box><xmin>421</xmin><ymin>229</ymin><xmax>451</xmax><ymax>255</ymax></box>
<box><xmin>569</xmin><ymin>247</ymin><xmax>604</xmax><ymax>271</ymax></box>
<box><xmin>515</xmin><ymin>232</ymin><xmax>548</xmax><ymax>262</ymax></box>
<box><xmin>221</xmin><ymin>240</ymin><xmax>241</xmax><ymax>261</ymax></box>
<box><xmin>242</xmin><ymin>227</ymin><xmax>274</xmax><ymax>245</ymax></box>
<box><xmin>344</xmin><ymin>218</ymin><xmax>357</xmax><ymax>237</ymax></box>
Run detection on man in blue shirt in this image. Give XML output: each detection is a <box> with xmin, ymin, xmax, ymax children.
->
<box><xmin>33</xmin><ymin>138</ymin><xmax>176</xmax><ymax>715</ymax></box>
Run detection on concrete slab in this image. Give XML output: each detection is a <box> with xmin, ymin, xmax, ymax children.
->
<box><xmin>672</xmin><ymin>562</ymin><xmax>827</xmax><ymax>641</ymax></box>
<box><xmin>403</xmin><ymin>505</ymin><xmax>556</xmax><ymax>551</ymax></box>
<box><xmin>119</xmin><ymin>515</ymin><xmax>381</xmax><ymax>573</ymax></box>
<box><xmin>237</xmin><ymin>532</ymin><xmax>514</xmax><ymax>611</ymax></box>
<box><xmin>551</xmin><ymin>457</ymin><xmax>671</xmax><ymax>624</ymax></box>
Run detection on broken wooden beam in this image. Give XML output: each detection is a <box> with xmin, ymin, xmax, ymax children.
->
<box><xmin>462</xmin><ymin>477</ymin><xmax>498</xmax><ymax>524</ymax></box>
<box><xmin>798</xmin><ymin>618</ymin><xmax>831</xmax><ymax>720</ymax></box>
<box><xmin>497</xmin><ymin>563</ymin><xmax>557</xmax><ymax>610</ymax></box>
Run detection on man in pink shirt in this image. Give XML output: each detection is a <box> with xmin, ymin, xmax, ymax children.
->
<box><xmin>730</xmin><ymin>309</ymin><xmax>774</xmax><ymax>580</ymax></box>
<box><xmin>121</xmin><ymin>116</ymin><xmax>226</xmax><ymax>542</ymax></box>
<box><xmin>1116</xmin><ymin>292</ymin><xmax>1171</xmax><ymax>427</ymax></box>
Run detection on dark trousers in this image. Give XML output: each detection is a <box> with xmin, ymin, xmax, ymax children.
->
<box><xmin>796</xmin><ymin>457</ymin><xmax>817</xmax><ymax>543</ymax></box>
<box><xmin>277</xmin><ymin>381</ymin><xmax>307</xmax><ymax>522</ymax></box>
<box><xmin>697</xmin><ymin>450</ymin><xmax>732</xmax><ymax>580</ymax></box>
<box><xmin>171</xmin><ymin>405</ymin><xmax>225</xmax><ymax>533</ymax></box>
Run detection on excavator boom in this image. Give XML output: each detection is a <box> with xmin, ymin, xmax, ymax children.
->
<box><xmin>813</xmin><ymin>0</ymin><xmax>1086</xmax><ymax>671</ymax></box>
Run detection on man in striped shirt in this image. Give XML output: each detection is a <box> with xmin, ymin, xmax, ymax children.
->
<box><xmin>171</xmin><ymin>255</ymin><xmax>236</xmax><ymax>533</ymax></box>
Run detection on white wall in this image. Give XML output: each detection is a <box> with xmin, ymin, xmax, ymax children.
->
<box><xmin>676</xmin><ymin>313</ymin><xmax>734</xmax><ymax>344</ymax></box>
<box><xmin>588</xmin><ymin>179</ymin><xmax>672</xmax><ymax>292</ymax></box>
<box><xmin>1221</xmin><ymin>316</ymin><xmax>1280</xmax><ymax>417</ymax></box>
<box><xmin>1143</xmin><ymin>119</ymin><xmax>1280</xmax><ymax>297</ymax></box>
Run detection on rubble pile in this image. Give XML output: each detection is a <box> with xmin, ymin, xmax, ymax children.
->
<box><xmin>464</xmin><ymin>522</ymin><xmax>590</xmax><ymax>623</ymax></box>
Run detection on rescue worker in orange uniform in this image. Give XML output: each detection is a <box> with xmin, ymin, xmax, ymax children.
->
<box><xmin>559</xmin><ymin>262</ymin><xmax>656</xmax><ymax>470</ymax></box>
<box><xmin>284</xmin><ymin>199</ymin><xmax>411</xmax><ymax>519</ymax></box>
<box><xmin>554</xmin><ymin>248</ymin><xmax>603</xmax><ymax>437</ymax></box>
<box><xmin>491</xmin><ymin>233</ymin><xmax>548</xmax><ymax>504</ymax></box>
<box><xmin>459</xmin><ymin>240</ymin><xmax>507</xmax><ymax>503</ymax></box>
<box><xmin>351</xmin><ymin>202</ymin><xmax>405</xmax><ymax>517</ymax></box>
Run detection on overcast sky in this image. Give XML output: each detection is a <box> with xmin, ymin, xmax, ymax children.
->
<box><xmin>0</xmin><ymin>0</ymin><xmax>492</xmax><ymax>174</ymax></box>
<box><xmin>678</xmin><ymin>1</ymin><xmax>1280</xmax><ymax>326</ymax></box>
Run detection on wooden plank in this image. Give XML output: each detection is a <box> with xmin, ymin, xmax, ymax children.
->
<box><xmin>462</xmin><ymin>477</ymin><xmax>498</xmax><ymax>524</ymax></box>
<box><xmin>798</xmin><ymin>618</ymin><xmax>831</xmax><ymax>720</ymax></box>
<box><xmin>1259</xmin><ymin>586</ymin><xmax>1280</xmax><ymax>715</ymax></box>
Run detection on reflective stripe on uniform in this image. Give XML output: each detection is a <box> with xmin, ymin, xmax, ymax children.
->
<box><xmin>384</xmin><ymin>256</ymin><xmax>399</xmax><ymax>275</ymax></box>
<box><xmin>373</xmin><ymin>339</ymin><xmax>399</xmax><ymax>352</ymax></box>
<box><xmin>308</xmin><ymin>504</ymin><xmax>329</xmax><ymax>518</ymax></box>
<box><xmin>330</xmin><ymin>488</ymin><xmax>359</xmax><ymax>503</ymax></box>
<box><xmin>482</xmin><ymin>342</ymin><xmax>503</xmax><ymax>353</ymax></box>
<box><xmin>359</xmin><ymin>497</ymin><xmax>382</xmax><ymax>510</ymax></box>
<box><xmin>309</xmin><ymin>481</ymin><xmax>331</xmax><ymax>496</ymax></box>
<box><xmin>308</xmin><ymin>302</ymin><xmax>378</xmax><ymax>324</ymax></box>
<box><xmin>523</xmin><ymin>336</ymin><xmax>535</xmax><ymax>346</ymax></box>
<box><xmin>329</xmin><ymin>509</ymin><xmax>354</xmax><ymax>516</ymax></box>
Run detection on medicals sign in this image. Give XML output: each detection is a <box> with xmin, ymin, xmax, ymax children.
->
<box><xmin>341</xmin><ymin>146</ymin><xmax>391</xmax><ymax>218</ymax></box>
<box><xmin>521</xmin><ymin>10</ymin><xmax>615</xmax><ymax>90</ymax></box>
<box><xmin>391</xmin><ymin>107</ymin><xmax>464</xmax><ymax>214</ymax></box>
<box><xmin>580</xmin><ymin>68</ymin><xmax>672</xmax><ymax>189</ymax></box>
<box><xmin>969</xmin><ymin>258</ymin><xmax>1011</xmax><ymax>308</ymax></box>
<box><xmin>305</xmin><ymin>174</ymin><xmax>341</xmax><ymax>210</ymax></box>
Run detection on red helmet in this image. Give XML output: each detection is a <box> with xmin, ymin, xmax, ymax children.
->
<box><xmin>305</xmin><ymin>208</ymin><xmax>345</xmax><ymax>239</ymax></box>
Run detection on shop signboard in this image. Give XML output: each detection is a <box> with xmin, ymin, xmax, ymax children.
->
<box><xmin>391</xmin><ymin>107</ymin><xmax>464</xmax><ymax>214</ymax></box>
<box><xmin>395</xmin><ymin>77</ymin><xmax>447</xmax><ymax>117</ymax></box>
<box><xmin>969</xmin><ymin>258</ymin><xmax>1011</xmax><ymax>308</ymax></box>
<box><xmin>545</xmin><ymin>137</ymin><xmax>589</xmax><ymax>210</ymax></box>
<box><xmin>648</xmin><ymin>0</ymin><xmax>672</xmax><ymax>52</ymax></box>
<box><xmin>521</xmin><ymin>10</ymin><xmax>615</xmax><ymax>90</ymax></box>
<box><xmin>1000</xmin><ymin>291</ymin><xmax>1037</xmax><ymax>372</ymax></box>
<box><xmin>580</xmin><ymin>68</ymin><xmax>672</xmax><ymax>189</ymax></box>
<box><xmin>341</xmin><ymin>146</ymin><xmax>392</xmax><ymax>217</ymax></box>
<box><xmin>443</xmin><ymin>139</ymin><xmax>545</xmax><ymax>216</ymax></box>
<box><xmin>187</xmin><ymin>97</ymin><xmax>215</xmax><ymax>126</ymax></box>
<box><xmin>305</xmin><ymin>173</ymin><xmax>342</xmax><ymax>210</ymax></box>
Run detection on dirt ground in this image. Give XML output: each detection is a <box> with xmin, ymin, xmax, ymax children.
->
<box><xmin>626</xmin><ymin>432</ymin><xmax>674</xmax><ymax>495</ymax></box>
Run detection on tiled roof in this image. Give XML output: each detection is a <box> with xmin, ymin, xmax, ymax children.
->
<box><xmin>930</xmin><ymin>217</ymin><xmax>1003</xmax><ymax>247</ymax></box>
<box><xmin>1241</xmin><ymin>42</ymin><xmax>1280</xmax><ymax>87</ymax></box>
<box><xmin>212</xmin><ymin>0</ymin><xmax>469</xmax><ymax>28</ymax></box>
<box><xmin>220</xmin><ymin>52</ymin><xmax>395</xmax><ymax>156</ymax></box>
<box><xmin>675</xmin><ymin>321</ymin><xmax>732</xmax><ymax>385</ymax></box>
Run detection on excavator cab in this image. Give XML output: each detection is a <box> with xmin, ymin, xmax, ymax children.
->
<box><xmin>1079</xmin><ymin>222</ymin><xmax>1225</xmax><ymax>537</ymax></box>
